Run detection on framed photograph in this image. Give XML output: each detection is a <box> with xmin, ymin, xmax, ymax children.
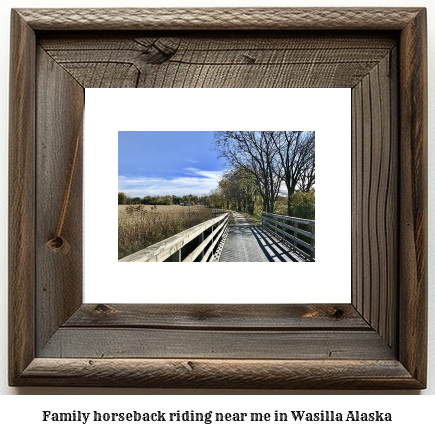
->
<box><xmin>9</xmin><ymin>8</ymin><xmax>427</xmax><ymax>388</ymax></box>
<box><xmin>86</xmin><ymin>88</ymin><xmax>349</xmax><ymax>304</ymax></box>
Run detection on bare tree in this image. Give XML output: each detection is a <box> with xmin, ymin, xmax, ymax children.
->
<box><xmin>297</xmin><ymin>153</ymin><xmax>315</xmax><ymax>192</ymax></box>
<box><xmin>268</xmin><ymin>131</ymin><xmax>315</xmax><ymax>215</ymax></box>
<box><xmin>214</xmin><ymin>131</ymin><xmax>282</xmax><ymax>213</ymax></box>
<box><xmin>214</xmin><ymin>131</ymin><xmax>315</xmax><ymax>217</ymax></box>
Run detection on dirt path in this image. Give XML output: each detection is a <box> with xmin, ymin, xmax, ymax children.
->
<box><xmin>231</xmin><ymin>211</ymin><xmax>258</xmax><ymax>226</ymax></box>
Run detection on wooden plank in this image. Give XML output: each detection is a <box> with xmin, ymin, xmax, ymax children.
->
<box><xmin>35</xmin><ymin>47</ymin><xmax>84</xmax><ymax>355</ymax></box>
<box><xmin>184</xmin><ymin>215</ymin><xmax>227</xmax><ymax>262</ymax></box>
<box><xmin>263</xmin><ymin>222</ymin><xmax>314</xmax><ymax>252</ymax></box>
<box><xmin>361</xmin><ymin>73</ymin><xmax>372</xmax><ymax>322</ymax></box>
<box><xmin>8</xmin><ymin>10</ymin><xmax>36</xmax><ymax>385</ymax></box>
<box><xmin>45</xmin><ymin>46</ymin><xmax>394</xmax><ymax>66</ymax></box>
<box><xmin>154</xmin><ymin>61</ymin><xmax>374</xmax><ymax>89</ymax></box>
<box><xmin>352</xmin><ymin>51</ymin><xmax>400</xmax><ymax>352</ymax></box>
<box><xmin>262</xmin><ymin>217</ymin><xmax>314</xmax><ymax>239</ymax></box>
<box><xmin>398</xmin><ymin>9</ymin><xmax>428</xmax><ymax>386</ymax></box>
<box><xmin>16</xmin><ymin>8</ymin><xmax>422</xmax><ymax>31</ymax></box>
<box><xmin>17</xmin><ymin>358</ymin><xmax>419</xmax><ymax>389</ymax></box>
<box><xmin>368</xmin><ymin>63</ymin><xmax>382</xmax><ymax>334</ymax></box>
<box><xmin>386</xmin><ymin>46</ymin><xmax>399</xmax><ymax>351</ymax></box>
<box><xmin>65</xmin><ymin>304</ymin><xmax>371</xmax><ymax>330</ymax></box>
<box><xmin>39</xmin><ymin>33</ymin><xmax>398</xmax><ymax>51</ymax></box>
<box><xmin>39</xmin><ymin>329</ymin><xmax>395</xmax><ymax>360</ymax></box>
<box><xmin>377</xmin><ymin>51</ymin><xmax>396</xmax><ymax>349</ymax></box>
<box><xmin>37</xmin><ymin>33</ymin><xmax>397</xmax><ymax>89</ymax></box>
<box><xmin>351</xmin><ymin>81</ymin><xmax>363</xmax><ymax>312</ymax></box>
<box><xmin>263</xmin><ymin>212</ymin><xmax>315</xmax><ymax>225</ymax></box>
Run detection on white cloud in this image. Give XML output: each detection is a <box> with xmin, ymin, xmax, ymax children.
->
<box><xmin>118</xmin><ymin>168</ymin><xmax>223</xmax><ymax>197</ymax></box>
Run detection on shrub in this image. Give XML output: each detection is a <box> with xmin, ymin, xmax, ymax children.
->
<box><xmin>289</xmin><ymin>191</ymin><xmax>315</xmax><ymax>220</ymax></box>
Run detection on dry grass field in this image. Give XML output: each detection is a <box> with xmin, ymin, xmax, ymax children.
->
<box><xmin>118</xmin><ymin>205</ymin><xmax>213</xmax><ymax>259</ymax></box>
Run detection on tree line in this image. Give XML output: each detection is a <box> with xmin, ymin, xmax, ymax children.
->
<box><xmin>118</xmin><ymin>193</ymin><xmax>202</xmax><ymax>206</ymax></box>
<box><xmin>212</xmin><ymin>131</ymin><xmax>315</xmax><ymax>218</ymax></box>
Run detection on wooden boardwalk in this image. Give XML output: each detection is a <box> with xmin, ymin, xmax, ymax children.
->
<box><xmin>219</xmin><ymin>212</ymin><xmax>307</xmax><ymax>262</ymax></box>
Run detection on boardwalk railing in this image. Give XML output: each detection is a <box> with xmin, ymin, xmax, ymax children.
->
<box><xmin>212</xmin><ymin>210</ymin><xmax>228</xmax><ymax>218</ymax></box>
<box><xmin>262</xmin><ymin>212</ymin><xmax>315</xmax><ymax>261</ymax></box>
<box><xmin>119</xmin><ymin>213</ymin><xmax>229</xmax><ymax>262</ymax></box>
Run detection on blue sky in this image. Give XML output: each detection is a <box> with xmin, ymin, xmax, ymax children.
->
<box><xmin>118</xmin><ymin>131</ymin><xmax>224</xmax><ymax>197</ymax></box>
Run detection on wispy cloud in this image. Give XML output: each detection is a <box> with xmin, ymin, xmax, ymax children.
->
<box><xmin>118</xmin><ymin>168</ymin><xmax>223</xmax><ymax>197</ymax></box>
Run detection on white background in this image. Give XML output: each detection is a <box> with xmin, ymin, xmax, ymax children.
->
<box><xmin>85</xmin><ymin>88</ymin><xmax>351</xmax><ymax>303</ymax></box>
<box><xmin>0</xmin><ymin>0</ymin><xmax>434</xmax><ymax>420</ymax></box>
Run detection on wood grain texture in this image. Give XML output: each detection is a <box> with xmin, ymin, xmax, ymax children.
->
<box><xmin>351</xmin><ymin>50</ymin><xmax>398</xmax><ymax>352</ymax></box>
<box><xmin>8</xmin><ymin>10</ymin><xmax>36</xmax><ymax>386</ymax></box>
<box><xmin>39</xmin><ymin>329</ymin><xmax>395</xmax><ymax>360</ymax></box>
<box><xmin>35</xmin><ymin>48</ymin><xmax>84</xmax><ymax>353</ymax></box>
<box><xmin>16</xmin><ymin>8</ymin><xmax>422</xmax><ymax>31</ymax></box>
<box><xmin>65</xmin><ymin>304</ymin><xmax>369</xmax><ymax>329</ymax></box>
<box><xmin>8</xmin><ymin>7</ymin><xmax>427</xmax><ymax>389</ymax></box>
<box><xmin>39</xmin><ymin>33</ymin><xmax>396</xmax><ymax>89</ymax></box>
<box><xmin>17</xmin><ymin>358</ymin><xmax>420</xmax><ymax>389</ymax></box>
<box><xmin>351</xmin><ymin>77</ymin><xmax>362</xmax><ymax>313</ymax></box>
<box><xmin>398</xmin><ymin>9</ymin><xmax>428</xmax><ymax>386</ymax></box>
<box><xmin>383</xmin><ymin>47</ymin><xmax>399</xmax><ymax>350</ymax></box>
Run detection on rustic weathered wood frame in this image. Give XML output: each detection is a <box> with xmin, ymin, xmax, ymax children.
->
<box><xmin>9</xmin><ymin>8</ymin><xmax>427</xmax><ymax>388</ymax></box>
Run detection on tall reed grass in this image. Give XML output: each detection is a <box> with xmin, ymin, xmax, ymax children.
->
<box><xmin>118</xmin><ymin>205</ymin><xmax>213</xmax><ymax>259</ymax></box>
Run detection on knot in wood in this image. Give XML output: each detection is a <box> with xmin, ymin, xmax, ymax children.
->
<box><xmin>45</xmin><ymin>236</ymin><xmax>70</xmax><ymax>255</ymax></box>
<box><xmin>94</xmin><ymin>304</ymin><xmax>116</xmax><ymax>315</ymax></box>
<box><xmin>332</xmin><ymin>308</ymin><xmax>345</xmax><ymax>319</ymax></box>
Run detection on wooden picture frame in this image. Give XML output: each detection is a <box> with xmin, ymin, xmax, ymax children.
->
<box><xmin>9</xmin><ymin>8</ymin><xmax>427</xmax><ymax>388</ymax></box>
